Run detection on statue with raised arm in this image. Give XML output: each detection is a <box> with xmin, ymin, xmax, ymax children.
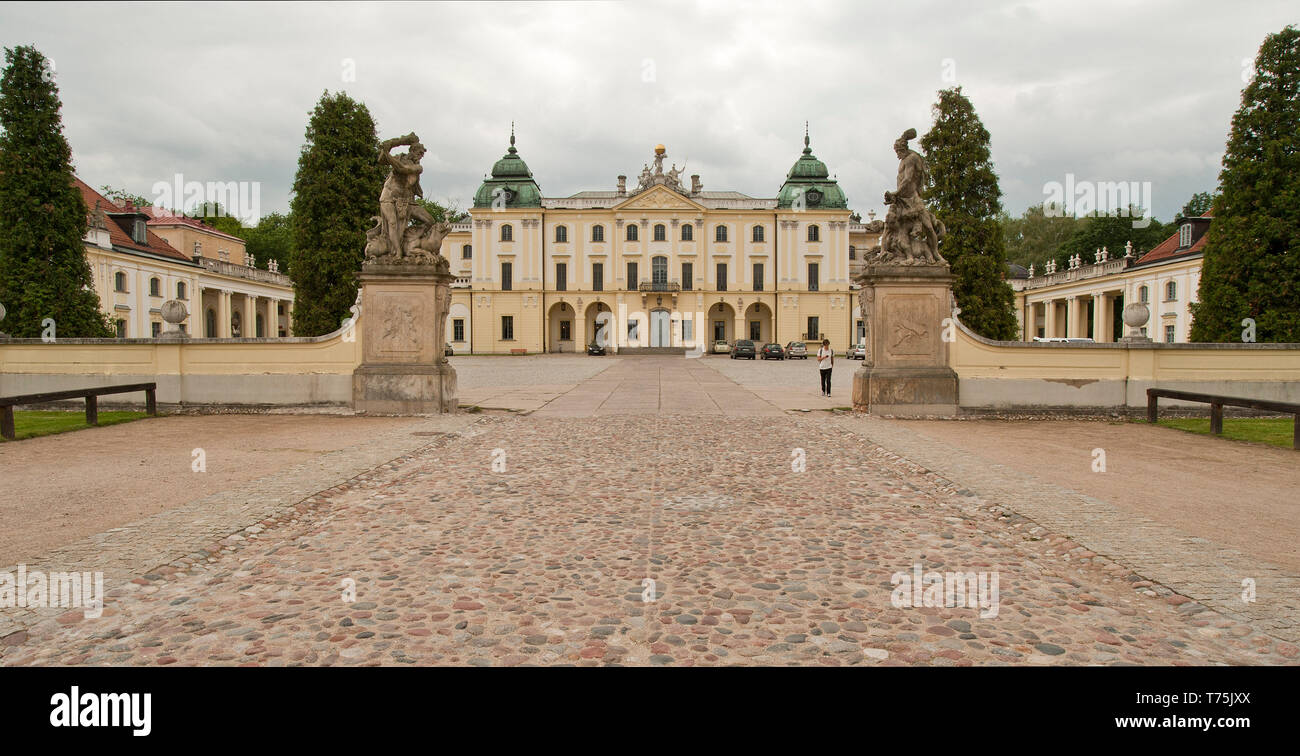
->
<box><xmin>875</xmin><ymin>128</ymin><xmax>946</xmax><ymax>266</ymax></box>
<box><xmin>377</xmin><ymin>132</ymin><xmax>427</xmax><ymax>261</ymax></box>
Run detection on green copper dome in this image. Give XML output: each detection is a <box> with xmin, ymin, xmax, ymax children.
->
<box><xmin>776</xmin><ymin>127</ymin><xmax>847</xmax><ymax>209</ymax></box>
<box><xmin>473</xmin><ymin>128</ymin><xmax>542</xmax><ymax>208</ymax></box>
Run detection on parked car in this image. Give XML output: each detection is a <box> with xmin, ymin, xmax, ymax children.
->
<box><xmin>847</xmin><ymin>343</ymin><xmax>866</xmax><ymax>360</ymax></box>
<box><xmin>587</xmin><ymin>341</ymin><xmax>606</xmax><ymax>355</ymax></box>
<box><xmin>445</xmin><ymin>342</ymin><xmax>455</xmax><ymax>357</ymax></box>
<box><xmin>730</xmin><ymin>339</ymin><xmax>757</xmax><ymax>359</ymax></box>
<box><xmin>760</xmin><ymin>342</ymin><xmax>785</xmax><ymax>360</ymax></box>
<box><xmin>785</xmin><ymin>341</ymin><xmax>809</xmax><ymax>359</ymax></box>
<box><xmin>1033</xmin><ymin>337</ymin><xmax>1095</xmax><ymax>343</ymax></box>
<box><xmin>712</xmin><ymin>339</ymin><xmax>731</xmax><ymax>354</ymax></box>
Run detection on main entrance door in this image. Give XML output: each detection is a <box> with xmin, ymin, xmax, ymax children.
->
<box><xmin>650</xmin><ymin>309</ymin><xmax>670</xmax><ymax>347</ymax></box>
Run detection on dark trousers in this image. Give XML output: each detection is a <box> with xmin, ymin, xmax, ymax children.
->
<box><xmin>820</xmin><ymin>368</ymin><xmax>832</xmax><ymax>394</ymax></box>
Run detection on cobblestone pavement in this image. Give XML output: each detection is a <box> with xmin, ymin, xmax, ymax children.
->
<box><xmin>703</xmin><ymin>353</ymin><xmax>857</xmax><ymax>409</ymax></box>
<box><xmin>3</xmin><ymin>404</ymin><xmax>1294</xmax><ymax>665</ymax></box>
<box><xmin>455</xmin><ymin>355</ymin><xmax>619</xmax><ymax>411</ymax></box>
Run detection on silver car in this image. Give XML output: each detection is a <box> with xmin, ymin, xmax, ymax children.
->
<box><xmin>785</xmin><ymin>341</ymin><xmax>809</xmax><ymax>359</ymax></box>
<box><xmin>847</xmin><ymin>343</ymin><xmax>866</xmax><ymax>360</ymax></box>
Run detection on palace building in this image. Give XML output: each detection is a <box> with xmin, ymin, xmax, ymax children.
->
<box><xmin>438</xmin><ymin>131</ymin><xmax>882</xmax><ymax>354</ymax></box>
<box><xmin>1010</xmin><ymin>213</ymin><xmax>1210</xmax><ymax>343</ymax></box>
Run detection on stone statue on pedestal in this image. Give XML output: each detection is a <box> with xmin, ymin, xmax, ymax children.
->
<box><xmin>366</xmin><ymin>132</ymin><xmax>451</xmax><ymax>270</ymax></box>
<box><xmin>873</xmin><ymin>128</ymin><xmax>946</xmax><ymax>267</ymax></box>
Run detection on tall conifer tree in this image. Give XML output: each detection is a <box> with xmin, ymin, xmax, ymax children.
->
<box><xmin>288</xmin><ymin>91</ymin><xmax>383</xmax><ymax>336</ymax></box>
<box><xmin>0</xmin><ymin>45</ymin><xmax>111</xmax><ymax>338</ymax></box>
<box><xmin>920</xmin><ymin>87</ymin><xmax>1019</xmax><ymax>340</ymax></box>
<box><xmin>1191</xmin><ymin>26</ymin><xmax>1300</xmax><ymax>342</ymax></box>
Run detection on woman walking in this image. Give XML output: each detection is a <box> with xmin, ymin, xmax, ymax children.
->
<box><xmin>817</xmin><ymin>339</ymin><xmax>833</xmax><ymax>397</ymax></box>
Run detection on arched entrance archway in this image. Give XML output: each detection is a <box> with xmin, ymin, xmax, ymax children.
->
<box><xmin>547</xmin><ymin>301</ymin><xmax>577</xmax><ymax>352</ymax></box>
<box><xmin>707</xmin><ymin>301</ymin><xmax>736</xmax><ymax>346</ymax></box>
<box><xmin>585</xmin><ymin>301</ymin><xmax>612</xmax><ymax>349</ymax></box>
<box><xmin>743</xmin><ymin>302</ymin><xmax>772</xmax><ymax>343</ymax></box>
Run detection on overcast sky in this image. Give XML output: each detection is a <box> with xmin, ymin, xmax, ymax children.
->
<box><xmin>2</xmin><ymin>1</ymin><xmax>1294</xmax><ymax>224</ymax></box>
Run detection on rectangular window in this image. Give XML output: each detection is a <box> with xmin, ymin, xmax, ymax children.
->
<box><xmin>151</xmin><ymin>321</ymin><xmax>162</xmax><ymax>337</ymax></box>
<box><xmin>501</xmin><ymin>315</ymin><xmax>514</xmax><ymax>340</ymax></box>
<box><xmin>807</xmin><ymin>316</ymin><xmax>820</xmax><ymax>340</ymax></box>
<box><xmin>627</xmin><ymin>261</ymin><xmax>638</xmax><ymax>290</ymax></box>
<box><xmin>714</xmin><ymin>320</ymin><xmax>726</xmax><ymax>341</ymax></box>
<box><xmin>556</xmin><ymin>262</ymin><xmax>567</xmax><ymax>291</ymax></box>
<box><xmin>592</xmin><ymin>262</ymin><xmax>604</xmax><ymax>291</ymax></box>
<box><xmin>501</xmin><ymin>262</ymin><xmax>513</xmax><ymax>291</ymax></box>
<box><xmin>716</xmin><ymin>262</ymin><xmax>727</xmax><ymax>292</ymax></box>
<box><xmin>682</xmin><ymin>262</ymin><xmax>693</xmax><ymax>290</ymax></box>
<box><xmin>808</xmin><ymin>262</ymin><xmax>819</xmax><ymax>292</ymax></box>
<box><xmin>627</xmin><ymin>318</ymin><xmax>639</xmax><ymax>341</ymax></box>
<box><xmin>752</xmin><ymin>262</ymin><xmax>764</xmax><ymax>291</ymax></box>
<box><xmin>749</xmin><ymin>321</ymin><xmax>761</xmax><ymax>340</ymax></box>
<box><xmin>560</xmin><ymin>320</ymin><xmax>572</xmax><ymax>341</ymax></box>
<box><xmin>115</xmin><ymin>319</ymin><xmax>127</xmax><ymax>338</ymax></box>
<box><xmin>1165</xmin><ymin>324</ymin><xmax>1176</xmax><ymax>343</ymax></box>
<box><xmin>453</xmin><ymin>319</ymin><xmax>465</xmax><ymax>341</ymax></box>
<box><xmin>682</xmin><ymin>318</ymin><xmax>693</xmax><ymax>343</ymax></box>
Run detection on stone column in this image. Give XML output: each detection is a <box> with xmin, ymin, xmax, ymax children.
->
<box><xmin>245</xmin><ymin>294</ymin><xmax>258</xmax><ymax>338</ymax></box>
<box><xmin>352</xmin><ymin>262</ymin><xmax>458</xmax><ymax>414</ymax></box>
<box><xmin>851</xmin><ymin>264</ymin><xmax>958</xmax><ymax>416</ymax></box>
<box><xmin>1044</xmin><ymin>298</ymin><xmax>1057</xmax><ymax>339</ymax></box>
<box><xmin>1092</xmin><ymin>293</ymin><xmax>1105</xmax><ymax>341</ymax></box>
<box><xmin>284</xmin><ymin>298</ymin><xmax>293</xmax><ymax>337</ymax></box>
<box><xmin>218</xmin><ymin>290</ymin><xmax>232</xmax><ymax>338</ymax></box>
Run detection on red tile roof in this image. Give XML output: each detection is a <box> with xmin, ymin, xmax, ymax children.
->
<box><xmin>75</xmin><ymin>178</ymin><xmax>192</xmax><ymax>264</ymax></box>
<box><xmin>139</xmin><ymin>206</ymin><xmax>247</xmax><ymax>244</ymax></box>
<box><xmin>1134</xmin><ymin>212</ymin><xmax>1212</xmax><ymax>266</ymax></box>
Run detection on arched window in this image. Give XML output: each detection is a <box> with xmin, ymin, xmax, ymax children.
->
<box><xmin>626</xmin><ymin>224</ymin><xmax>638</xmax><ymax>242</ymax></box>
<box><xmin>176</xmin><ymin>281</ymin><xmax>187</xmax><ymax>299</ymax></box>
<box><xmin>654</xmin><ymin>224</ymin><xmax>666</xmax><ymax>241</ymax></box>
<box><xmin>752</xmin><ymin>225</ymin><xmax>765</xmax><ymax>243</ymax></box>
<box><xmin>501</xmin><ymin>224</ymin><xmax>513</xmax><ymax>242</ymax></box>
<box><xmin>681</xmin><ymin>224</ymin><xmax>693</xmax><ymax>241</ymax></box>
<box><xmin>206</xmin><ymin>308</ymin><xmax>217</xmax><ymax>337</ymax></box>
<box><xmin>114</xmin><ymin>271</ymin><xmax>127</xmax><ymax>292</ymax></box>
<box><xmin>715</xmin><ymin>225</ymin><xmax>728</xmax><ymax>243</ymax></box>
<box><xmin>462</xmin><ymin>244</ymin><xmax>472</xmax><ymax>259</ymax></box>
<box><xmin>1139</xmin><ymin>285</ymin><xmax>1149</xmax><ymax>303</ymax></box>
<box><xmin>808</xmin><ymin>224</ymin><xmax>820</xmax><ymax>242</ymax></box>
<box><xmin>592</xmin><ymin>225</ymin><xmax>605</xmax><ymax>243</ymax></box>
<box><xmin>1165</xmin><ymin>281</ymin><xmax>1177</xmax><ymax>301</ymax></box>
<box><xmin>555</xmin><ymin>225</ymin><xmax>568</xmax><ymax>243</ymax></box>
<box><xmin>149</xmin><ymin>277</ymin><xmax>161</xmax><ymax>296</ymax></box>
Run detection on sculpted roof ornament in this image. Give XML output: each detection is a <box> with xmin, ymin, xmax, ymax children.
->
<box><xmin>631</xmin><ymin>144</ymin><xmax>689</xmax><ymax>196</ymax></box>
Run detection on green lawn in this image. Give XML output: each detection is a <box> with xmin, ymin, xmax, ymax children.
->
<box><xmin>1148</xmin><ymin>416</ymin><xmax>1296</xmax><ymax>449</ymax></box>
<box><xmin>1</xmin><ymin>410</ymin><xmax>152</xmax><ymax>441</ymax></box>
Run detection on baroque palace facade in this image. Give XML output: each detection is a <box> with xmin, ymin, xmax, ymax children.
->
<box><xmin>437</xmin><ymin>132</ymin><xmax>881</xmax><ymax>354</ymax></box>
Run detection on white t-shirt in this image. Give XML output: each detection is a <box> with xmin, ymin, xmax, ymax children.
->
<box><xmin>817</xmin><ymin>346</ymin><xmax>833</xmax><ymax>370</ymax></box>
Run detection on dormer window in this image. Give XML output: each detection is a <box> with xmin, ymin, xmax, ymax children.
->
<box><xmin>132</xmin><ymin>219</ymin><xmax>147</xmax><ymax>244</ymax></box>
<box><xmin>1178</xmin><ymin>223</ymin><xmax>1192</xmax><ymax>249</ymax></box>
<box><xmin>193</xmin><ymin>241</ymin><xmax>202</xmax><ymax>257</ymax></box>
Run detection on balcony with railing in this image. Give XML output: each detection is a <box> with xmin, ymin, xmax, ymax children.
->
<box><xmin>194</xmin><ymin>256</ymin><xmax>291</xmax><ymax>287</ymax></box>
<box><xmin>638</xmin><ymin>279</ymin><xmax>681</xmax><ymax>292</ymax></box>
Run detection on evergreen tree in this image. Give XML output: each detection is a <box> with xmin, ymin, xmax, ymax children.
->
<box><xmin>288</xmin><ymin>91</ymin><xmax>383</xmax><ymax>336</ymax></box>
<box><xmin>1191</xmin><ymin>26</ymin><xmax>1300</xmax><ymax>342</ymax></box>
<box><xmin>919</xmin><ymin>87</ymin><xmax>1019</xmax><ymax>340</ymax></box>
<box><xmin>0</xmin><ymin>45</ymin><xmax>111</xmax><ymax>337</ymax></box>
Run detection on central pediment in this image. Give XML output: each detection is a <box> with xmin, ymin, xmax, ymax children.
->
<box><xmin>614</xmin><ymin>184</ymin><xmax>705</xmax><ymax>212</ymax></box>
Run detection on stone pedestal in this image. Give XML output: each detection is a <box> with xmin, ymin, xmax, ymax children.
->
<box><xmin>352</xmin><ymin>263</ymin><xmax>457</xmax><ymax>414</ymax></box>
<box><xmin>851</xmin><ymin>264</ymin><xmax>959</xmax><ymax>416</ymax></box>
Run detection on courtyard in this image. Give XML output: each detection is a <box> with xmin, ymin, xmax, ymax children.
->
<box><xmin>1</xmin><ymin>355</ymin><xmax>1296</xmax><ymax>666</ymax></box>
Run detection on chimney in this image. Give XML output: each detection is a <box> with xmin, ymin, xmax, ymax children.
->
<box><xmin>691</xmin><ymin>175</ymin><xmax>702</xmax><ymax>195</ymax></box>
<box><xmin>617</xmin><ymin>175</ymin><xmax>626</xmax><ymax>196</ymax></box>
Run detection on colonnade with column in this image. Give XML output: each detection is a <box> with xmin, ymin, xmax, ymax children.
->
<box><xmin>198</xmin><ymin>287</ymin><xmax>293</xmax><ymax>338</ymax></box>
<box><xmin>1025</xmin><ymin>290</ymin><xmax>1122</xmax><ymax>342</ymax></box>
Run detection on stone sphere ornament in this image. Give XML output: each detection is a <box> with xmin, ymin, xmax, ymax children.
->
<box><xmin>1122</xmin><ymin>302</ymin><xmax>1151</xmax><ymax>342</ymax></box>
<box><xmin>158</xmin><ymin>299</ymin><xmax>189</xmax><ymax>340</ymax></box>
